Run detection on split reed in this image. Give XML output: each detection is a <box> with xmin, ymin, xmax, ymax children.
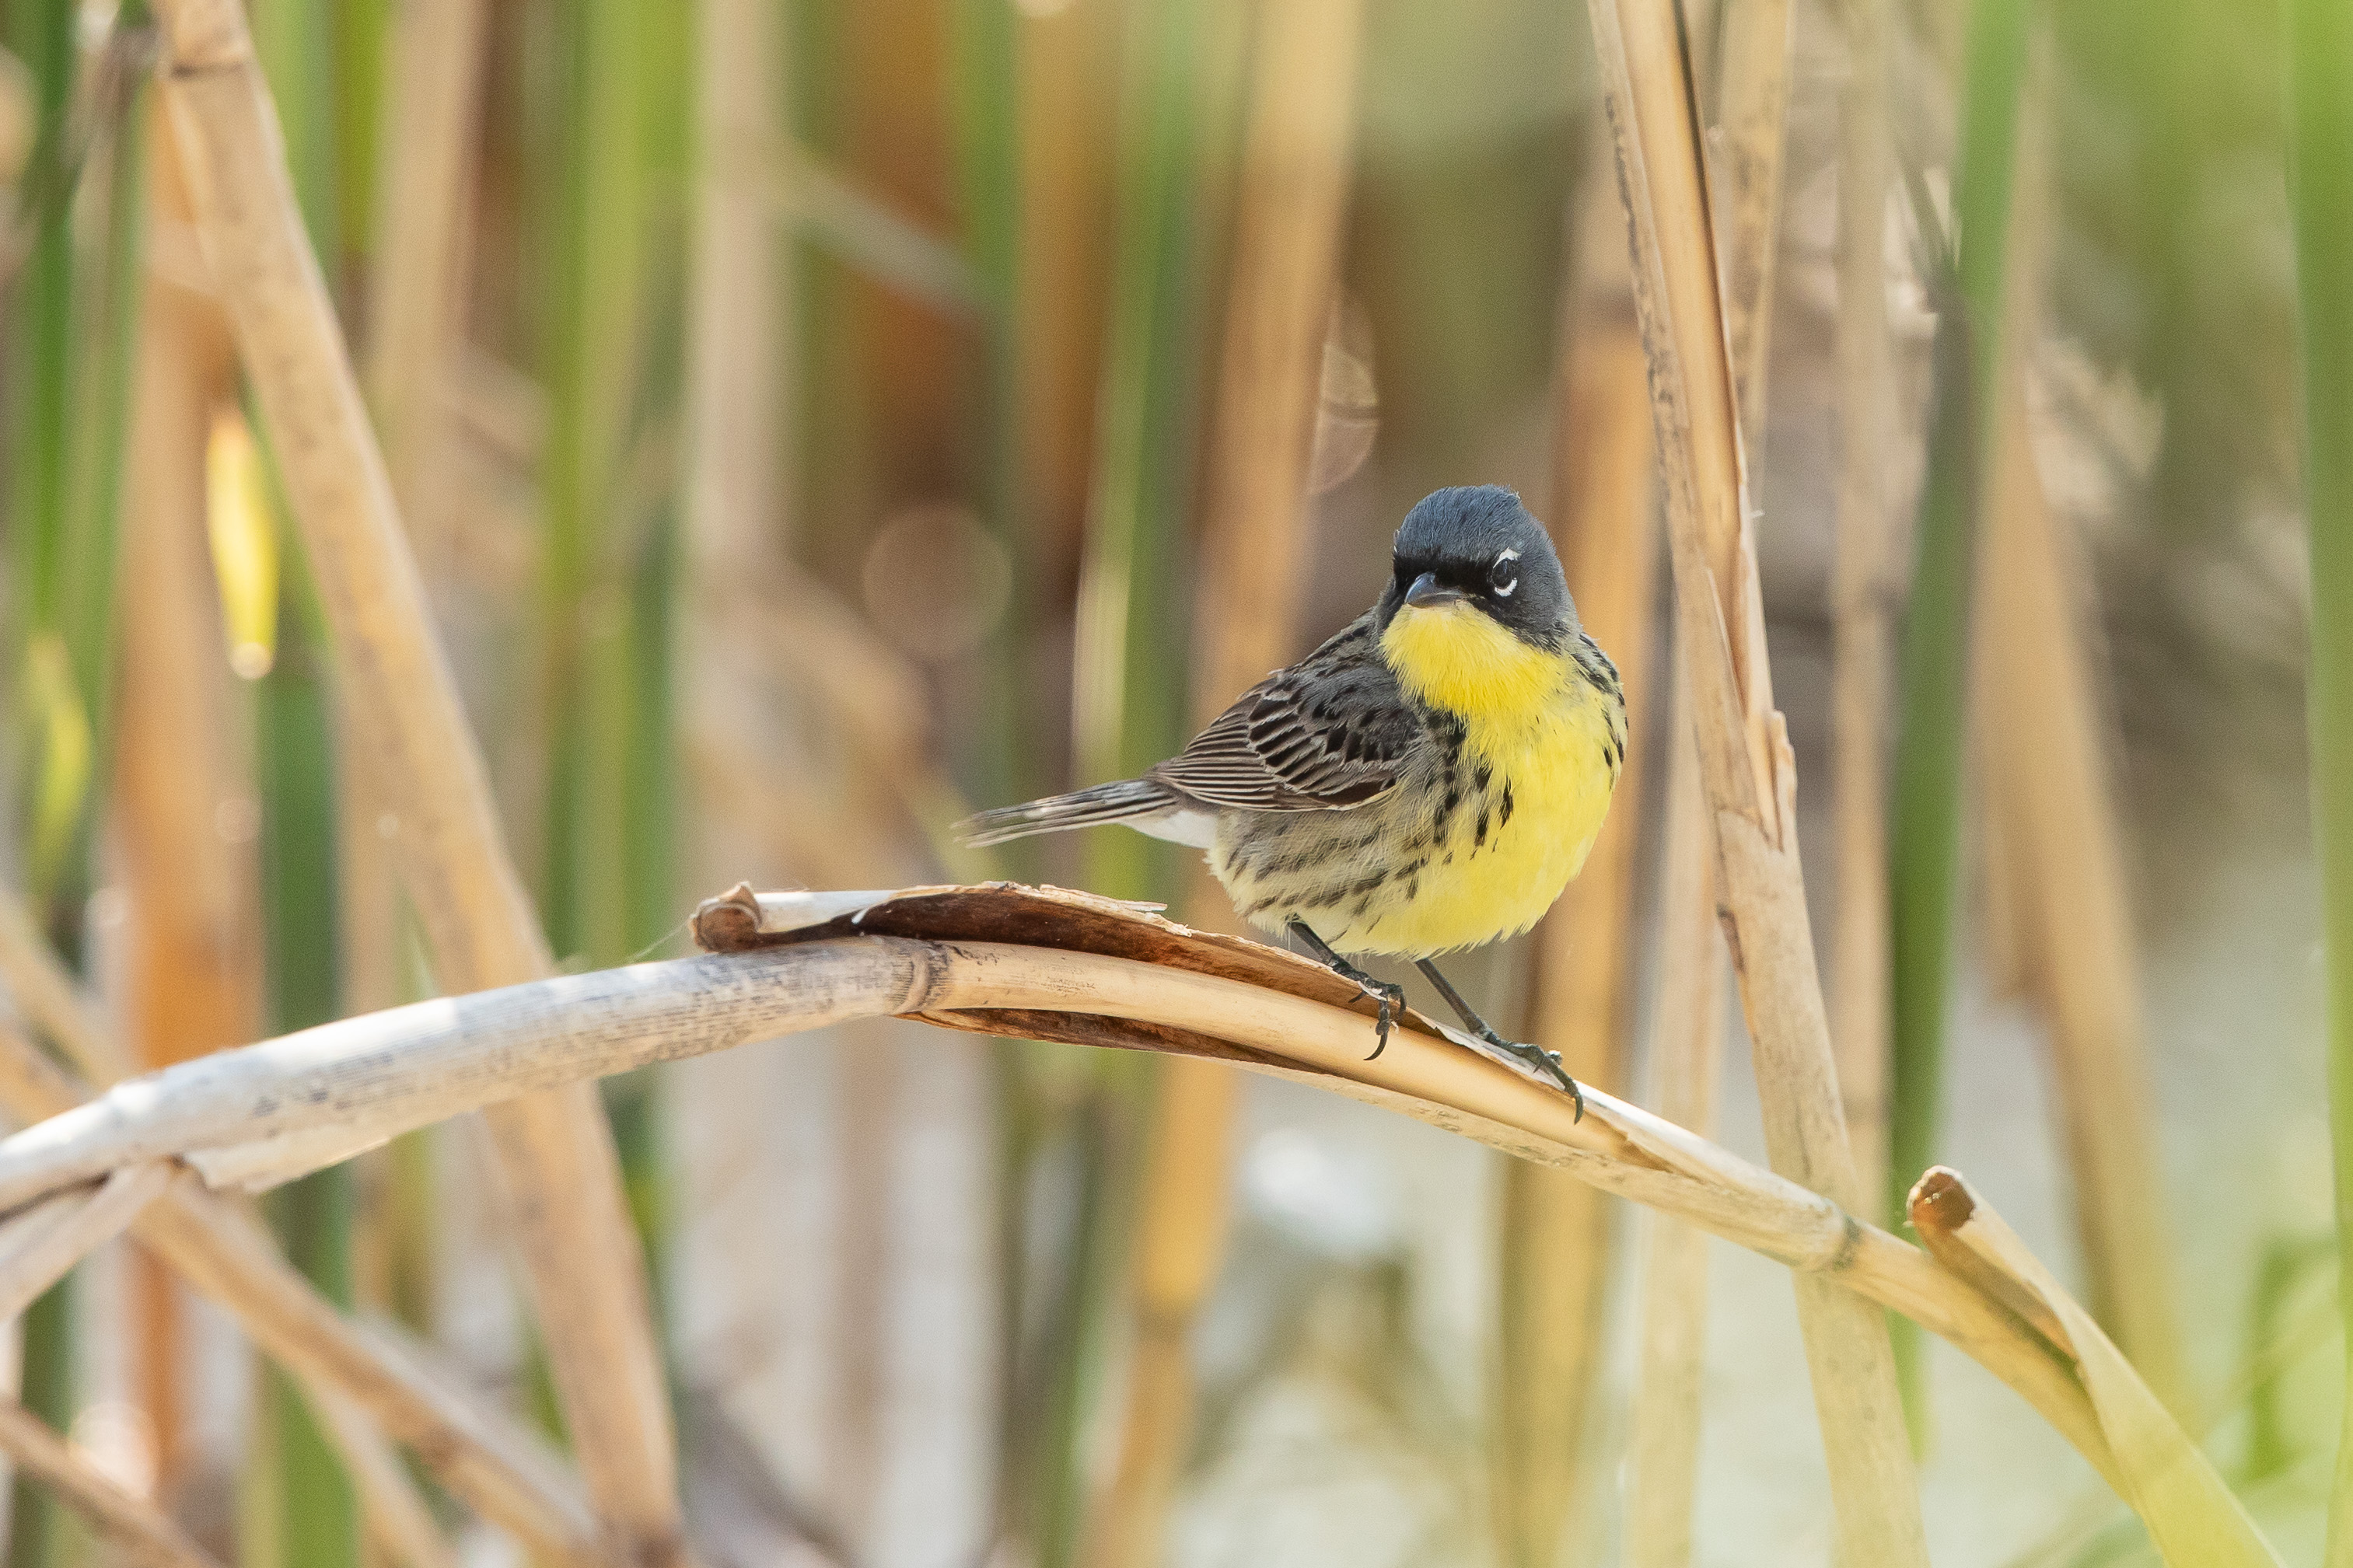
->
<box><xmin>1582</xmin><ymin>0</ymin><xmax>1927</xmax><ymax>1556</ymax></box>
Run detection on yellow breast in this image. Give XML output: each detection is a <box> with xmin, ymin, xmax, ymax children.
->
<box><xmin>1343</xmin><ymin>603</ymin><xmax>1621</xmax><ymax>956</ymax></box>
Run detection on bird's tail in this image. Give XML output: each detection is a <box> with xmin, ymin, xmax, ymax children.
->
<box><xmin>956</xmin><ymin>778</ymin><xmax>1177</xmax><ymax>848</ymax></box>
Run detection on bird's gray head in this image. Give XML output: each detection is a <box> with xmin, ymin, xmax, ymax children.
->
<box><xmin>1375</xmin><ymin>486</ymin><xmax>1575</xmax><ymax>649</ymax></box>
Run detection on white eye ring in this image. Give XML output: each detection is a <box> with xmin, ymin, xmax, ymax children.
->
<box><xmin>1493</xmin><ymin>548</ymin><xmax>1520</xmax><ymax>598</ymax></box>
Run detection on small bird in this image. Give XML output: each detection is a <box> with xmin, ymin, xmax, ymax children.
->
<box><xmin>961</xmin><ymin>485</ymin><xmax>1624</xmax><ymax>1115</ymax></box>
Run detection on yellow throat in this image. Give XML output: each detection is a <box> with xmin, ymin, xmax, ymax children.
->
<box><xmin>1378</xmin><ymin>599</ymin><xmax>1562</xmax><ymax>729</ymax></box>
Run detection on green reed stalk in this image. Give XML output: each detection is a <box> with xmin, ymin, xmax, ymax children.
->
<box><xmin>257</xmin><ymin>555</ymin><xmax>359</xmax><ymax>1568</ymax></box>
<box><xmin>246</xmin><ymin>0</ymin><xmax>376</xmax><ymax>1547</ymax></box>
<box><xmin>1029</xmin><ymin>2</ymin><xmax>1228</xmax><ymax>1561</ymax></box>
<box><xmin>538</xmin><ymin>0</ymin><xmax>689</xmax><ymax>1306</ymax></box>
<box><xmin>1883</xmin><ymin>0</ymin><xmax>2028</xmax><ymax>1430</ymax></box>
<box><xmin>2288</xmin><ymin>0</ymin><xmax>2353</xmax><ymax>1557</ymax></box>
<box><xmin>4</xmin><ymin>4</ymin><xmax>148</xmax><ymax>1560</ymax></box>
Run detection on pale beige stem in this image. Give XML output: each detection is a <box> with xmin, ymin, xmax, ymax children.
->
<box><xmin>1495</xmin><ymin>140</ymin><xmax>1660</xmax><ymax>1568</ymax></box>
<box><xmin>145</xmin><ymin>2</ymin><xmax>681</xmax><ymax>1559</ymax></box>
<box><xmin>0</xmin><ymin>1395</ymin><xmax>222</xmax><ymax>1568</ymax></box>
<box><xmin>1623</xmin><ymin>662</ymin><xmax>1724</xmax><ymax>1568</ymax></box>
<box><xmin>0</xmin><ymin>1164</ymin><xmax>173</xmax><ymax>1324</ymax></box>
<box><xmin>1586</xmin><ymin>0</ymin><xmax>1928</xmax><ymax>1557</ymax></box>
<box><xmin>1086</xmin><ymin>4</ymin><xmax>1362</xmax><ymax>1562</ymax></box>
<box><xmin>1829</xmin><ymin>0</ymin><xmax>1896</xmax><ymax>1213</ymax></box>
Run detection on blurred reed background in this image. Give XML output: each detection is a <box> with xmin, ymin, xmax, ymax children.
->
<box><xmin>0</xmin><ymin>0</ymin><xmax>2343</xmax><ymax>1564</ymax></box>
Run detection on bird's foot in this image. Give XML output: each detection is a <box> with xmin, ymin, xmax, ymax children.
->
<box><xmin>1475</xmin><ymin>1027</ymin><xmax>1585</xmax><ymax>1120</ymax></box>
<box><xmin>1329</xmin><ymin>960</ymin><xmax>1407</xmax><ymax>1060</ymax></box>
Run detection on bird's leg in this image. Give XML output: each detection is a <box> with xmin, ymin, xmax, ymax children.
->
<box><xmin>1414</xmin><ymin>959</ymin><xmax>1584</xmax><ymax>1119</ymax></box>
<box><xmin>1286</xmin><ymin>920</ymin><xmax>1407</xmax><ymax>1060</ymax></box>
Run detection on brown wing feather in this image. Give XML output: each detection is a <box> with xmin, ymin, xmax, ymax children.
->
<box><xmin>1149</xmin><ymin>615</ymin><xmax>1419</xmax><ymax>812</ymax></box>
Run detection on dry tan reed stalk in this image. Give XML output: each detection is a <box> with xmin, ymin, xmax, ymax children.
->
<box><xmin>0</xmin><ymin>887</ymin><xmax>2118</xmax><ymax>1493</ymax></box>
<box><xmin>687</xmin><ymin>0</ymin><xmax>787</xmax><ymax>574</ymax></box>
<box><xmin>1711</xmin><ymin>0</ymin><xmax>1795</xmax><ymax>448</ymax></box>
<box><xmin>1829</xmin><ymin>0</ymin><xmax>1896</xmax><ymax>1211</ymax></box>
<box><xmin>0</xmin><ymin>1163</ymin><xmax>172</xmax><ymax>1323</ymax></box>
<box><xmin>1621</xmin><ymin>665</ymin><xmax>1723</xmax><ymax>1568</ymax></box>
<box><xmin>363</xmin><ymin>0</ymin><xmax>485</xmax><ymax>531</ymax></box>
<box><xmin>145</xmin><ymin>2</ymin><xmax>683</xmax><ymax>1557</ymax></box>
<box><xmin>0</xmin><ymin>1393</ymin><xmax>222</xmax><ymax>1568</ymax></box>
<box><xmin>113</xmin><ymin>118</ymin><xmax>255</xmax><ymax>1492</ymax></box>
<box><xmin>1495</xmin><ymin>142</ymin><xmax>1661</xmax><ymax>1568</ymax></box>
<box><xmin>1085</xmin><ymin>4</ymin><xmax>1363</xmax><ymax>1562</ymax></box>
<box><xmin>0</xmin><ymin>915</ymin><xmax>597</xmax><ymax>1560</ymax></box>
<box><xmin>1908</xmin><ymin>1170</ymin><xmax>2281</xmax><ymax>1564</ymax></box>
<box><xmin>1974</xmin><ymin>381</ymin><xmax>2186</xmax><ymax>1410</ymax></box>
<box><xmin>1968</xmin><ymin>92</ymin><xmax>2187</xmax><ymax>1414</ymax></box>
<box><xmin>1585</xmin><ymin>0</ymin><xmax>1928</xmax><ymax>1556</ymax></box>
<box><xmin>348</xmin><ymin>0</ymin><xmax>490</xmax><ymax>1031</ymax></box>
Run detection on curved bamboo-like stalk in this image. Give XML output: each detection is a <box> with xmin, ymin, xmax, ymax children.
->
<box><xmin>143</xmin><ymin>1</ymin><xmax>682</xmax><ymax>1559</ymax></box>
<box><xmin>0</xmin><ymin>884</ymin><xmax>2127</xmax><ymax>1505</ymax></box>
<box><xmin>1495</xmin><ymin>140</ymin><xmax>1659</xmax><ymax>1568</ymax></box>
<box><xmin>1583</xmin><ymin>0</ymin><xmax>1927</xmax><ymax>1556</ymax></box>
<box><xmin>0</xmin><ymin>1394</ymin><xmax>222</xmax><ymax>1568</ymax></box>
<box><xmin>1086</xmin><ymin>2</ymin><xmax>1362</xmax><ymax>1561</ymax></box>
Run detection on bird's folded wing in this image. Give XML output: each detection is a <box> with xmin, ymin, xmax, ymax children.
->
<box><xmin>1150</xmin><ymin>623</ymin><xmax>1418</xmax><ymax>812</ymax></box>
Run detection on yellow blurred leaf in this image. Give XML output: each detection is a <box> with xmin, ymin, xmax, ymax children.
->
<box><xmin>204</xmin><ymin>409</ymin><xmax>278</xmax><ymax>679</ymax></box>
<box><xmin>21</xmin><ymin>634</ymin><xmax>90</xmax><ymax>899</ymax></box>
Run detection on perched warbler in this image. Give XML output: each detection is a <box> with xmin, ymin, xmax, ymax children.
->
<box><xmin>961</xmin><ymin>485</ymin><xmax>1624</xmax><ymax>1113</ymax></box>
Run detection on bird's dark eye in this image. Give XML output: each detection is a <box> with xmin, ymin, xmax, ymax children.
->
<box><xmin>1491</xmin><ymin>548</ymin><xmax>1521</xmax><ymax>600</ymax></box>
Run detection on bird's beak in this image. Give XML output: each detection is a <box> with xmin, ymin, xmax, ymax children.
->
<box><xmin>1404</xmin><ymin>571</ymin><xmax>1464</xmax><ymax>609</ymax></box>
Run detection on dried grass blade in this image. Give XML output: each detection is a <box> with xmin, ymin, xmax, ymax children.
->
<box><xmin>1909</xmin><ymin>1169</ymin><xmax>2284</xmax><ymax>1566</ymax></box>
<box><xmin>0</xmin><ymin>1395</ymin><xmax>222</xmax><ymax>1568</ymax></box>
<box><xmin>143</xmin><ymin>0</ymin><xmax>681</xmax><ymax>1556</ymax></box>
<box><xmin>0</xmin><ymin>1161</ymin><xmax>171</xmax><ymax>1322</ymax></box>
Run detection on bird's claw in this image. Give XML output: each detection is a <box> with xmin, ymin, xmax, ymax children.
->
<box><xmin>1360</xmin><ymin>979</ymin><xmax>1407</xmax><ymax>1061</ymax></box>
<box><xmin>1481</xmin><ymin>1028</ymin><xmax>1585</xmax><ymax>1120</ymax></box>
